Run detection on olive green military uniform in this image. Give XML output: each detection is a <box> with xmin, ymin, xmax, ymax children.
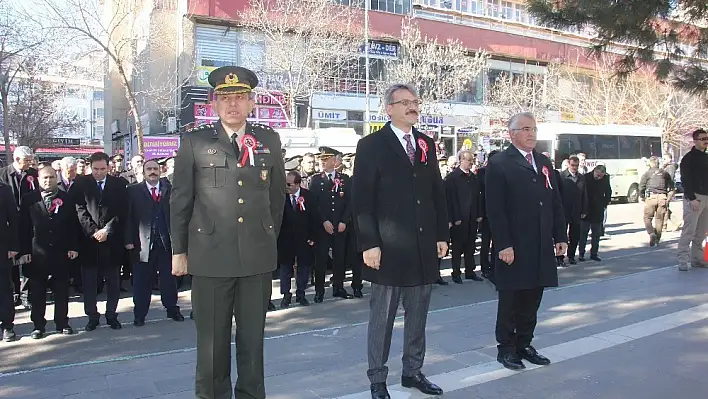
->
<box><xmin>170</xmin><ymin>67</ymin><xmax>286</xmax><ymax>399</ymax></box>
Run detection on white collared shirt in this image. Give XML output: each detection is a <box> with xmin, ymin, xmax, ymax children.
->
<box><xmin>223</xmin><ymin>122</ymin><xmax>247</xmax><ymax>147</ymax></box>
<box><xmin>516</xmin><ymin>147</ymin><xmax>537</xmax><ymax>173</ymax></box>
<box><xmin>290</xmin><ymin>188</ymin><xmax>301</xmax><ymax>208</ymax></box>
<box><xmin>390</xmin><ymin>123</ymin><xmax>416</xmax><ymax>153</ymax></box>
<box><xmin>146</xmin><ymin>180</ymin><xmax>160</xmax><ymax>194</ymax></box>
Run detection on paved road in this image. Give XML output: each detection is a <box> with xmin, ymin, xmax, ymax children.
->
<box><xmin>1</xmin><ymin>200</ymin><xmax>703</xmax><ymax>398</ymax></box>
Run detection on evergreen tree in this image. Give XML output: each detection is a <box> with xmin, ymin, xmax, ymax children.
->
<box><xmin>526</xmin><ymin>0</ymin><xmax>708</xmax><ymax>95</ymax></box>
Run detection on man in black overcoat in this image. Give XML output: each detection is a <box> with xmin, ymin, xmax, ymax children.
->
<box><xmin>485</xmin><ymin>112</ymin><xmax>567</xmax><ymax>371</ymax></box>
<box><xmin>277</xmin><ymin>171</ymin><xmax>316</xmax><ymax>308</ymax></box>
<box><xmin>579</xmin><ymin>165</ymin><xmax>612</xmax><ymax>262</ymax></box>
<box><xmin>73</xmin><ymin>152</ymin><xmax>130</xmax><ymax>331</ymax></box>
<box><xmin>477</xmin><ymin>149</ymin><xmax>499</xmax><ymax>281</ymax></box>
<box><xmin>352</xmin><ymin>84</ymin><xmax>449</xmax><ymax>399</ymax></box>
<box><xmin>444</xmin><ymin>149</ymin><xmax>484</xmax><ymax>283</ymax></box>
<box><xmin>19</xmin><ymin>167</ymin><xmax>79</xmax><ymax>338</ymax></box>
<box><xmin>559</xmin><ymin>156</ymin><xmax>588</xmax><ymax>265</ymax></box>
<box><xmin>0</xmin><ymin>182</ymin><xmax>19</xmax><ymax>342</ymax></box>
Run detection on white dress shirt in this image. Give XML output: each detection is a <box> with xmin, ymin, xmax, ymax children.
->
<box><xmin>290</xmin><ymin>188</ymin><xmax>301</xmax><ymax>208</ymax></box>
<box><xmin>146</xmin><ymin>180</ymin><xmax>160</xmax><ymax>195</ymax></box>
<box><xmin>390</xmin><ymin>123</ymin><xmax>416</xmax><ymax>153</ymax></box>
<box><xmin>516</xmin><ymin>147</ymin><xmax>537</xmax><ymax>173</ymax></box>
<box><xmin>223</xmin><ymin>122</ymin><xmax>247</xmax><ymax>148</ymax></box>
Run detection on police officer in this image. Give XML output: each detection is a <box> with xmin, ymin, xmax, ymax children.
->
<box><xmin>310</xmin><ymin>147</ymin><xmax>353</xmax><ymax>303</ymax></box>
<box><xmin>170</xmin><ymin>66</ymin><xmax>286</xmax><ymax>399</ymax></box>
<box><xmin>639</xmin><ymin>155</ymin><xmax>675</xmax><ymax>247</ymax></box>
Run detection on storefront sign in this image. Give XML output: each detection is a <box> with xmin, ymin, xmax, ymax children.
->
<box><xmin>143</xmin><ymin>136</ymin><xmax>180</xmax><ymax>160</ymax></box>
<box><xmin>368</xmin><ymin>122</ymin><xmax>386</xmax><ymax>135</ymax></box>
<box><xmin>49</xmin><ymin>137</ymin><xmax>81</xmax><ymax>146</ymax></box>
<box><xmin>359</xmin><ymin>41</ymin><xmax>399</xmax><ymax>59</ymax></box>
<box><xmin>196</xmin><ymin>66</ymin><xmax>218</xmax><ymax>87</ymax></box>
<box><xmin>313</xmin><ymin>109</ymin><xmax>347</xmax><ymax>121</ymax></box>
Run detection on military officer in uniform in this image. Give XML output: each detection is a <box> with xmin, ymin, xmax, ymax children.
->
<box><xmin>310</xmin><ymin>147</ymin><xmax>354</xmax><ymax>303</ymax></box>
<box><xmin>170</xmin><ymin>66</ymin><xmax>286</xmax><ymax>399</ymax></box>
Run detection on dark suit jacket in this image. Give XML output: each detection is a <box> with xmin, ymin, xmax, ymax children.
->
<box><xmin>485</xmin><ymin>145</ymin><xmax>567</xmax><ymax>291</ymax></box>
<box><xmin>19</xmin><ymin>190</ymin><xmax>80</xmax><ymax>278</ymax></box>
<box><xmin>72</xmin><ymin>174</ymin><xmax>130</xmax><ymax>269</ymax></box>
<box><xmin>351</xmin><ymin>123</ymin><xmax>449</xmax><ymax>287</ymax></box>
<box><xmin>560</xmin><ymin>169</ymin><xmax>588</xmax><ymax>223</ymax></box>
<box><xmin>170</xmin><ymin>121</ymin><xmax>286</xmax><ymax>278</ymax></box>
<box><xmin>126</xmin><ymin>180</ymin><xmax>172</xmax><ymax>263</ymax></box>
<box><xmin>119</xmin><ymin>170</ymin><xmax>139</xmax><ymax>185</ymax></box>
<box><xmin>277</xmin><ymin>189</ymin><xmax>316</xmax><ymax>265</ymax></box>
<box><xmin>0</xmin><ymin>165</ymin><xmax>38</xmax><ymax>209</ymax></box>
<box><xmin>0</xmin><ymin>183</ymin><xmax>19</xmax><ymax>261</ymax></box>
<box><xmin>584</xmin><ymin>172</ymin><xmax>612</xmax><ymax>223</ymax></box>
<box><xmin>444</xmin><ymin>167</ymin><xmax>482</xmax><ymax>224</ymax></box>
<box><xmin>309</xmin><ymin>171</ymin><xmax>351</xmax><ymax>228</ymax></box>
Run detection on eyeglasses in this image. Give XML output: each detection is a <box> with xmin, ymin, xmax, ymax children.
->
<box><xmin>390</xmin><ymin>99</ymin><xmax>422</xmax><ymax>107</ymax></box>
<box><xmin>697</xmin><ymin>137</ymin><xmax>708</xmax><ymax>142</ymax></box>
<box><xmin>511</xmin><ymin>127</ymin><xmax>538</xmax><ymax>133</ymax></box>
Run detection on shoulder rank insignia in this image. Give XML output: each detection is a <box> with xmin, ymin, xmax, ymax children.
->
<box><xmin>188</xmin><ymin>123</ymin><xmax>214</xmax><ymax>133</ymax></box>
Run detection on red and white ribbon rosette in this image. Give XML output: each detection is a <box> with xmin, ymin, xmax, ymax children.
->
<box><xmin>239</xmin><ymin>134</ymin><xmax>257</xmax><ymax>167</ymax></box>
<box><xmin>332</xmin><ymin>178</ymin><xmax>342</xmax><ymax>192</ymax></box>
<box><xmin>541</xmin><ymin>165</ymin><xmax>553</xmax><ymax>189</ymax></box>
<box><xmin>417</xmin><ymin>138</ymin><xmax>428</xmax><ymax>164</ymax></box>
<box><xmin>27</xmin><ymin>175</ymin><xmax>35</xmax><ymax>190</ymax></box>
<box><xmin>49</xmin><ymin>198</ymin><xmax>63</xmax><ymax>214</ymax></box>
<box><xmin>297</xmin><ymin>196</ymin><xmax>306</xmax><ymax>211</ymax></box>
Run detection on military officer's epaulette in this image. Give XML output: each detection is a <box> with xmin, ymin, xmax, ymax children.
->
<box><xmin>187</xmin><ymin>124</ymin><xmax>214</xmax><ymax>134</ymax></box>
<box><xmin>250</xmin><ymin>123</ymin><xmax>276</xmax><ymax>133</ymax></box>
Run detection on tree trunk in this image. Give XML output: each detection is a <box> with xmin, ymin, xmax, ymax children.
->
<box><xmin>117</xmin><ymin>65</ymin><xmax>145</xmax><ymax>154</ymax></box>
<box><xmin>2</xmin><ymin>94</ymin><xmax>10</xmax><ymax>162</ymax></box>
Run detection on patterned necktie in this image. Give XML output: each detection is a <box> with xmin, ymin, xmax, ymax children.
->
<box><xmin>403</xmin><ymin>134</ymin><xmax>415</xmax><ymax>165</ymax></box>
<box><xmin>291</xmin><ymin>194</ymin><xmax>297</xmax><ymax>209</ymax></box>
<box><xmin>151</xmin><ymin>187</ymin><xmax>159</xmax><ymax>202</ymax></box>
<box><xmin>525</xmin><ymin>153</ymin><xmax>533</xmax><ymax>166</ymax></box>
<box><xmin>97</xmin><ymin>181</ymin><xmax>104</xmax><ymax>192</ymax></box>
<box><xmin>43</xmin><ymin>194</ymin><xmax>52</xmax><ymax>211</ymax></box>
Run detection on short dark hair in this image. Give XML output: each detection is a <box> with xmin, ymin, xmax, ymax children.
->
<box><xmin>692</xmin><ymin>129</ymin><xmax>707</xmax><ymax>140</ymax></box>
<box><xmin>287</xmin><ymin>171</ymin><xmax>302</xmax><ymax>185</ymax></box>
<box><xmin>88</xmin><ymin>152</ymin><xmax>110</xmax><ymax>165</ymax></box>
<box><xmin>594</xmin><ymin>164</ymin><xmax>607</xmax><ymax>173</ymax></box>
<box><xmin>568</xmin><ymin>156</ymin><xmax>580</xmax><ymax>164</ymax></box>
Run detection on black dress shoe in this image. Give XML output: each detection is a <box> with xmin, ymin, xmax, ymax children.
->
<box><xmin>30</xmin><ymin>329</ymin><xmax>45</xmax><ymax>339</ymax></box>
<box><xmin>590</xmin><ymin>255</ymin><xmax>602</xmax><ymax>262</ymax></box>
<box><xmin>2</xmin><ymin>328</ymin><xmax>16</xmax><ymax>342</ymax></box>
<box><xmin>465</xmin><ymin>273</ymin><xmax>483</xmax><ymax>281</ymax></box>
<box><xmin>281</xmin><ymin>293</ymin><xmax>292</xmax><ymax>309</ymax></box>
<box><xmin>85</xmin><ymin>320</ymin><xmax>99</xmax><ymax>331</ymax></box>
<box><xmin>190</xmin><ymin>311</ymin><xmax>194</xmax><ymax>320</ymax></box>
<box><xmin>106</xmin><ymin>318</ymin><xmax>122</xmax><ymax>330</ymax></box>
<box><xmin>57</xmin><ymin>326</ymin><xmax>74</xmax><ymax>335</ymax></box>
<box><xmin>314</xmin><ymin>292</ymin><xmax>324</xmax><ymax>303</ymax></box>
<box><xmin>333</xmin><ymin>287</ymin><xmax>354</xmax><ymax>299</ymax></box>
<box><xmin>353</xmin><ymin>288</ymin><xmax>363</xmax><ymax>298</ymax></box>
<box><xmin>133</xmin><ymin>318</ymin><xmax>145</xmax><ymax>327</ymax></box>
<box><xmin>517</xmin><ymin>345</ymin><xmax>551</xmax><ymax>365</ymax></box>
<box><xmin>435</xmin><ymin>277</ymin><xmax>448</xmax><ymax>285</ymax></box>
<box><xmin>452</xmin><ymin>275</ymin><xmax>463</xmax><ymax>284</ymax></box>
<box><xmin>497</xmin><ymin>352</ymin><xmax>525</xmax><ymax>370</ymax></box>
<box><xmin>13</xmin><ymin>296</ymin><xmax>21</xmax><ymax>307</ymax></box>
<box><xmin>370</xmin><ymin>382</ymin><xmax>390</xmax><ymax>399</ymax></box>
<box><xmin>578</xmin><ymin>255</ymin><xmax>586</xmax><ymax>262</ymax></box>
<box><xmin>296</xmin><ymin>295</ymin><xmax>310</xmax><ymax>306</ymax></box>
<box><xmin>267</xmin><ymin>301</ymin><xmax>277</xmax><ymax>311</ymax></box>
<box><xmin>401</xmin><ymin>373</ymin><xmax>443</xmax><ymax>395</ymax></box>
<box><xmin>568</xmin><ymin>257</ymin><xmax>577</xmax><ymax>265</ymax></box>
<box><xmin>168</xmin><ymin>311</ymin><xmax>185</xmax><ymax>322</ymax></box>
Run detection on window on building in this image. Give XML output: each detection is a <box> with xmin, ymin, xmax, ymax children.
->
<box><xmin>93</xmin><ymin>91</ymin><xmax>104</xmax><ymax>100</ymax></box>
<box><xmin>501</xmin><ymin>1</ymin><xmax>514</xmax><ymax>19</ymax></box>
<box><xmin>514</xmin><ymin>3</ymin><xmax>526</xmax><ymax>22</ymax></box>
<box><xmin>94</xmin><ymin>108</ymin><xmax>104</xmax><ymax>119</ymax></box>
<box><xmin>486</xmin><ymin>0</ymin><xmax>500</xmax><ymax>17</ymax></box>
<box><xmin>95</xmin><ymin>125</ymin><xmax>104</xmax><ymax>138</ymax></box>
<box><xmin>239</xmin><ymin>41</ymin><xmax>265</xmax><ymax>71</ymax></box>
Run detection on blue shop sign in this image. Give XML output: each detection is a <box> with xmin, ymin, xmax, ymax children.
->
<box><xmin>359</xmin><ymin>41</ymin><xmax>399</xmax><ymax>58</ymax></box>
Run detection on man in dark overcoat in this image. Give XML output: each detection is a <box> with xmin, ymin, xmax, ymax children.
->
<box><xmin>579</xmin><ymin>165</ymin><xmax>612</xmax><ymax>261</ymax></box>
<box><xmin>170</xmin><ymin>66</ymin><xmax>285</xmax><ymax>399</ymax></box>
<box><xmin>485</xmin><ymin>112</ymin><xmax>567</xmax><ymax>371</ymax></box>
<box><xmin>477</xmin><ymin>149</ymin><xmax>498</xmax><ymax>281</ymax></box>
<box><xmin>559</xmin><ymin>156</ymin><xmax>588</xmax><ymax>265</ymax></box>
<box><xmin>352</xmin><ymin>84</ymin><xmax>448</xmax><ymax>399</ymax></box>
<box><xmin>444</xmin><ymin>149</ymin><xmax>484</xmax><ymax>283</ymax></box>
<box><xmin>0</xmin><ymin>182</ymin><xmax>19</xmax><ymax>342</ymax></box>
<box><xmin>73</xmin><ymin>151</ymin><xmax>130</xmax><ymax>331</ymax></box>
<box><xmin>19</xmin><ymin>166</ymin><xmax>79</xmax><ymax>338</ymax></box>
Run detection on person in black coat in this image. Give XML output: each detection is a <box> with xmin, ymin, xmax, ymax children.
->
<box><xmin>477</xmin><ymin>149</ymin><xmax>499</xmax><ymax>281</ymax></box>
<box><xmin>485</xmin><ymin>112</ymin><xmax>567</xmax><ymax>371</ymax></box>
<box><xmin>444</xmin><ymin>150</ymin><xmax>484</xmax><ymax>283</ymax></box>
<box><xmin>352</xmin><ymin>84</ymin><xmax>448</xmax><ymax>399</ymax></box>
<box><xmin>126</xmin><ymin>161</ymin><xmax>184</xmax><ymax>326</ymax></box>
<box><xmin>0</xmin><ymin>182</ymin><xmax>19</xmax><ymax>342</ymax></box>
<box><xmin>277</xmin><ymin>171</ymin><xmax>317</xmax><ymax>308</ymax></box>
<box><xmin>19</xmin><ymin>167</ymin><xmax>79</xmax><ymax>339</ymax></box>
<box><xmin>559</xmin><ymin>156</ymin><xmax>588</xmax><ymax>265</ymax></box>
<box><xmin>0</xmin><ymin>146</ymin><xmax>39</xmax><ymax>309</ymax></box>
<box><xmin>579</xmin><ymin>165</ymin><xmax>611</xmax><ymax>262</ymax></box>
<box><xmin>72</xmin><ymin>152</ymin><xmax>130</xmax><ymax>331</ymax></box>
<box><xmin>309</xmin><ymin>147</ymin><xmax>353</xmax><ymax>303</ymax></box>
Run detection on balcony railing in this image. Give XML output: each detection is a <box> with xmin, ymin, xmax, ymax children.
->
<box><xmin>316</xmin><ymin>77</ymin><xmax>380</xmax><ymax>96</ymax></box>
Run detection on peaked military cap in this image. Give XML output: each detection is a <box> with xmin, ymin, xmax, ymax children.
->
<box><xmin>208</xmin><ymin>66</ymin><xmax>259</xmax><ymax>95</ymax></box>
<box><xmin>284</xmin><ymin>157</ymin><xmax>301</xmax><ymax>171</ymax></box>
<box><xmin>318</xmin><ymin>146</ymin><xmax>341</xmax><ymax>159</ymax></box>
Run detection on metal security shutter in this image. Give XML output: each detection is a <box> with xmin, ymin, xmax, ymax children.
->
<box><xmin>195</xmin><ymin>25</ymin><xmax>239</xmax><ymax>66</ymax></box>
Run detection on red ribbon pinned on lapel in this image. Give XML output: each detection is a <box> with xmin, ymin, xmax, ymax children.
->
<box><xmin>417</xmin><ymin>138</ymin><xmax>428</xmax><ymax>164</ymax></box>
<box><xmin>239</xmin><ymin>134</ymin><xmax>257</xmax><ymax>167</ymax></box>
<box><xmin>332</xmin><ymin>178</ymin><xmax>342</xmax><ymax>192</ymax></box>
<box><xmin>297</xmin><ymin>196</ymin><xmax>306</xmax><ymax>211</ymax></box>
<box><xmin>27</xmin><ymin>176</ymin><xmax>35</xmax><ymax>190</ymax></box>
<box><xmin>542</xmin><ymin>165</ymin><xmax>553</xmax><ymax>189</ymax></box>
<box><xmin>49</xmin><ymin>198</ymin><xmax>63</xmax><ymax>214</ymax></box>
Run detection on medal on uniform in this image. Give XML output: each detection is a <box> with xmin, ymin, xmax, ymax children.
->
<box><xmin>297</xmin><ymin>196</ymin><xmax>306</xmax><ymax>211</ymax></box>
<box><xmin>49</xmin><ymin>198</ymin><xmax>63</xmax><ymax>214</ymax></box>
<box><xmin>239</xmin><ymin>134</ymin><xmax>257</xmax><ymax>167</ymax></box>
<box><xmin>260</xmin><ymin>169</ymin><xmax>268</xmax><ymax>181</ymax></box>
<box><xmin>27</xmin><ymin>175</ymin><xmax>36</xmax><ymax>190</ymax></box>
<box><xmin>542</xmin><ymin>165</ymin><xmax>553</xmax><ymax>189</ymax></box>
<box><xmin>417</xmin><ymin>138</ymin><xmax>428</xmax><ymax>164</ymax></box>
